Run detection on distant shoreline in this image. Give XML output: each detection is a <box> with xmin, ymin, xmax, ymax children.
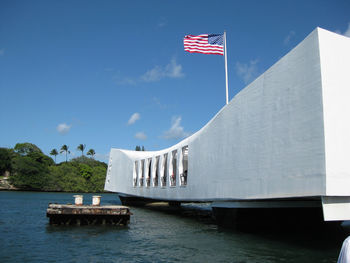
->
<box><xmin>1</xmin><ymin>145</ymin><xmax>107</xmax><ymax>193</ymax></box>
<box><xmin>0</xmin><ymin>176</ymin><xmax>108</xmax><ymax>194</ymax></box>
<box><xmin>0</xmin><ymin>187</ymin><xmax>110</xmax><ymax>194</ymax></box>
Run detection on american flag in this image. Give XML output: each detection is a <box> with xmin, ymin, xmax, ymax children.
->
<box><xmin>184</xmin><ymin>34</ymin><xmax>224</xmax><ymax>55</ymax></box>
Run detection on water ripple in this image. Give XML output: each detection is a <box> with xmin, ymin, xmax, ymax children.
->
<box><xmin>0</xmin><ymin>191</ymin><xmax>345</xmax><ymax>263</ymax></box>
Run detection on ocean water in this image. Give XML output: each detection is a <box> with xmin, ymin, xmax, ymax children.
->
<box><xmin>0</xmin><ymin>191</ymin><xmax>348</xmax><ymax>263</ymax></box>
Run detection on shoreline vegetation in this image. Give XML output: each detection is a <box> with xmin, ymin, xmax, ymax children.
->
<box><xmin>0</xmin><ymin>142</ymin><xmax>107</xmax><ymax>193</ymax></box>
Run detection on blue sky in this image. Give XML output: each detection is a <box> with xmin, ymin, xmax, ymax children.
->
<box><xmin>0</xmin><ymin>0</ymin><xmax>349</xmax><ymax>163</ymax></box>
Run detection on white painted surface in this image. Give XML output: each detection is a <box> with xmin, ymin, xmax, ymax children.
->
<box><xmin>73</xmin><ymin>195</ymin><xmax>83</xmax><ymax>206</ymax></box>
<box><xmin>322</xmin><ymin>196</ymin><xmax>350</xmax><ymax>221</ymax></box>
<box><xmin>337</xmin><ymin>236</ymin><xmax>350</xmax><ymax>263</ymax></box>
<box><xmin>104</xmin><ymin>28</ymin><xmax>350</xmax><ymax>220</ymax></box>
<box><xmin>190</xmin><ymin>28</ymin><xmax>325</xmax><ymax>200</ymax></box>
<box><xmin>319</xmin><ymin>30</ymin><xmax>350</xmax><ymax>196</ymax></box>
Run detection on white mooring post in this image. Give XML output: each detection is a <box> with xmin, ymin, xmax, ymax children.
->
<box><xmin>92</xmin><ymin>196</ymin><xmax>101</xmax><ymax>206</ymax></box>
<box><xmin>73</xmin><ymin>195</ymin><xmax>83</xmax><ymax>206</ymax></box>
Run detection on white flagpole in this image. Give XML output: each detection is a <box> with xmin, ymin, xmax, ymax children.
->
<box><xmin>224</xmin><ymin>31</ymin><xmax>229</xmax><ymax>105</ymax></box>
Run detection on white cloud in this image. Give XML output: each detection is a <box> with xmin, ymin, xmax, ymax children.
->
<box><xmin>336</xmin><ymin>23</ymin><xmax>350</xmax><ymax>37</ymax></box>
<box><xmin>165</xmin><ymin>58</ymin><xmax>184</xmax><ymax>78</ymax></box>
<box><xmin>141</xmin><ymin>58</ymin><xmax>184</xmax><ymax>82</ymax></box>
<box><xmin>135</xmin><ymin>132</ymin><xmax>147</xmax><ymax>140</ymax></box>
<box><xmin>112</xmin><ymin>58</ymin><xmax>184</xmax><ymax>86</ymax></box>
<box><xmin>157</xmin><ymin>17</ymin><xmax>167</xmax><ymax>28</ymax></box>
<box><xmin>343</xmin><ymin>22</ymin><xmax>350</xmax><ymax>37</ymax></box>
<box><xmin>162</xmin><ymin>116</ymin><xmax>190</xmax><ymax>140</ymax></box>
<box><xmin>57</xmin><ymin>123</ymin><xmax>71</xmax><ymax>135</ymax></box>
<box><xmin>153</xmin><ymin>97</ymin><xmax>168</xmax><ymax>109</ymax></box>
<box><xmin>141</xmin><ymin>66</ymin><xmax>163</xmax><ymax>82</ymax></box>
<box><xmin>283</xmin><ymin>31</ymin><xmax>295</xmax><ymax>45</ymax></box>
<box><xmin>128</xmin><ymin>113</ymin><xmax>140</xmax><ymax>125</ymax></box>
<box><xmin>113</xmin><ymin>72</ymin><xmax>137</xmax><ymax>86</ymax></box>
<box><xmin>94</xmin><ymin>152</ymin><xmax>110</xmax><ymax>162</ymax></box>
<box><xmin>235</xmin><ymin>59</ymin><xmax>259</xmax><ymax>85</ymax></box>
<box><xmin>0</xmin><ymin>48</ymin><xmax>4</xmax><ymax>56</ymax></box>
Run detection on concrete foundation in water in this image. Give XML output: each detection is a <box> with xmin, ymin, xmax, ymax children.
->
<box><xmin>118</xmin><ymin>195</ymin><xmax>343</xmax><ymax>230</ymax></box>
<box><xmin>46</xmin><ymin>204</ymin><xmax>131</xmax><ymax>226</ymax></box>
<box><xmin>211</xmin><ymin>207</ymin><xmax>339</xmax><ymax>231</ymax></box>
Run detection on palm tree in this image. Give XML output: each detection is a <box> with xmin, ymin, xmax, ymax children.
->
<box><xmin>50</xmin><ymin>149</ymin><xmax>58</xmax><ymax>163</ymax></box>
<box><xmin>60</xmin><ymin>145</ymin><xmax>70</xmax><ymax>162</ymax></box>
<box><xmin>87</xmin><ymin>149</ymin><xmax>96</xmax><ymax>159</ymax></box>
<box><xmin>77</xmin><ymin>144</ymin><xmax>86</xmax><ymax>156</ymax></box>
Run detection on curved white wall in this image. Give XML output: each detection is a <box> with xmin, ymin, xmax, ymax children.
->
<box><xmin>105</xmin><ymin>28</ymin><xmax>350</xmax><ymax>203</ymax></box>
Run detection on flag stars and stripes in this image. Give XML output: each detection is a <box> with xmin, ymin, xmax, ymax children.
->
<box><xmin>184</xmin><ymin>34</ymin><xmax>224</xmax><ymax>55</ymax></box>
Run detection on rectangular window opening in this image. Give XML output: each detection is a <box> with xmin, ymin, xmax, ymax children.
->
<box><xmin>180</xmin><ymin>146</ymin><xmax>188</xmax><ymax>186</ymax></box>
<box><xmin>146</xmin><ymin>158</ymin><xmax>151</xmax><ymax>187</ymax></box>
<box><xmin>161</xmin><ymin>153</ymin><xmax>168</xmax><ymax>187</ymax></box>
<box><xmin>154</xmin><ymin>156</ymin><xmax>160</xmax><ymax>187</ymax></box>
<box><xmin>170</xmin><ymin>150</ymin><xmax>177</xmax><ymax>187</ymax></box>
<box><xmin>133</xmin><ymin>161</ymin><xmax>138</xmax><ymax>187</ymax></box>
<box><xmin>140</xmin><ymin>160</ymin><xmax>144</xmax><ymax>187</ymax></box>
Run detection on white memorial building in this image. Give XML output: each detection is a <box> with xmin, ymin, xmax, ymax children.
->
<box><xmin>105</xmin><ymin>28</ymin><xmax>350</xmax><ymax>221</ymax></box>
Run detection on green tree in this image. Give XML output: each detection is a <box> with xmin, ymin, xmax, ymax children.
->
<box><xmin>77</xmin><ymin>144</ymin><xmax>86</xmax><ymax>156</ymax></box>
<box><xmin>89</xmin><ymin>166</ymin><xmax>107</xmax><ymax>192</ymax></box>
<box><xmin>50</xmin><ymin>149</ymin><xmax>58</xmax><ymax>163</ymax></box>
<box><xmin>10</xmin><ymin>155</ymin><xmax>51</xmax><ymax>190</ymax></box>
<box><xmin>49</xmin><ymin>163</ymin><xmax>86</xmax><ymax>192</ymax></box>
<box><xmin>78</xmin><ymin>163</ymin><xmax>93</xmax><ymax>180</ymax></box>
<box><xmin>142</xmin><ymin>146</ymin><xmax>145</xmax><ymax>151</ymax></box>
<box><xmin>60</xmin><ymin>145</ymin><xmax>70</xmax><ymax>162</ymax></box>
<box><xmin>87</xmin><ymin>149</ymin><xmax>95</xmax><ymax>159</ymax></box>
<box><xmin>0</xmin><ymin>148</ymin><xmax>12</xmax><ymax>176</ymax></box>
<box><xmin>14</xmin><ymin>142</ymin><xmax>42</xmax><ymax>156</ymax></box>
<box><xmin>135</xmin><ymin>146</ymin><xmax>141</xmax><ymax>151</ymax></box>
<box><xmin>8</xmin><ymin>141</ymin><xmax>107</xmax><ymax>192</ymax></box>
<box><xmin>28</xmin><ymin>151</ymin><xmax>54</xmax><ymax>166</ymax></box>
